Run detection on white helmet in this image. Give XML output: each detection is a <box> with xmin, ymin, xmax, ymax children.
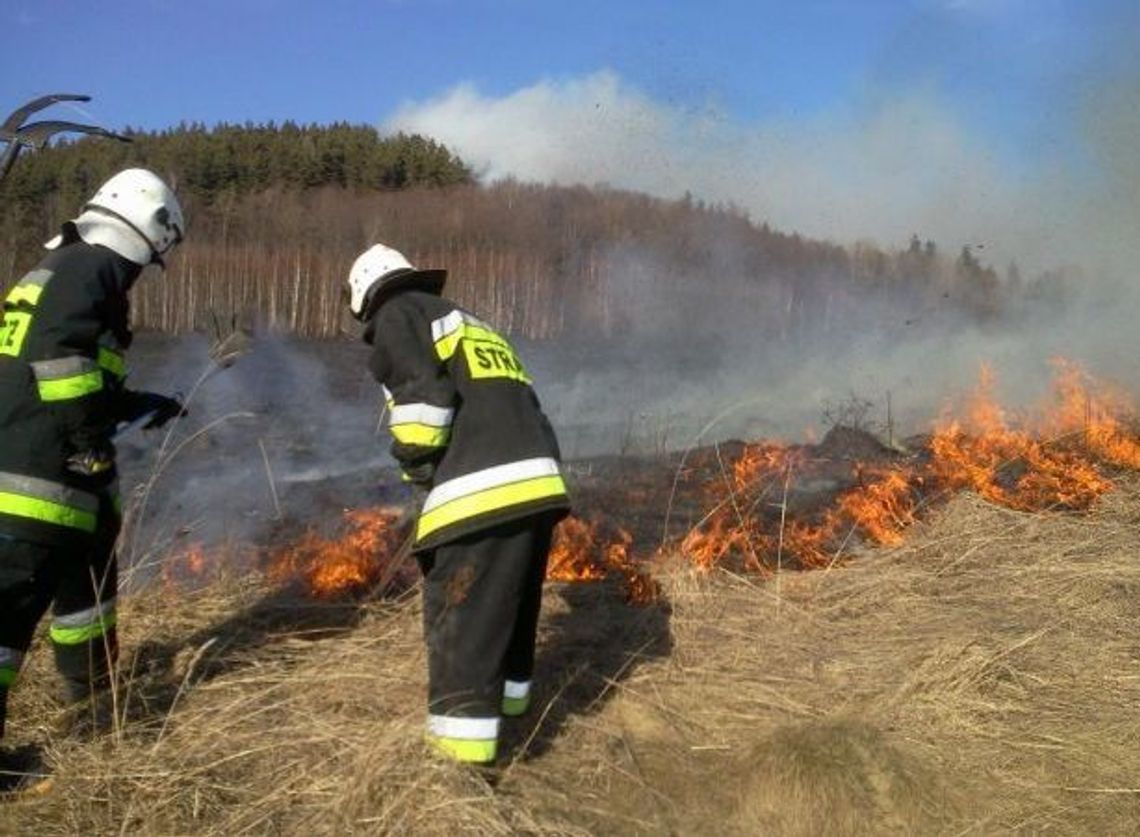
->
<box><xmin>347</xmin><ymin>243</ymin><xmax>446</xmax><ymax>319</ymax></box>
<box><xmin>47</xmin><ymin>168</ymin><xmax>184</xmax><ymax>267</ymax></box>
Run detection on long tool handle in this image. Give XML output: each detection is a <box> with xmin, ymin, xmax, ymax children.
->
<box><xmin>111</xmin><ymin>410</ymin><xmax>157</xmax><ymax>442</ymax></box>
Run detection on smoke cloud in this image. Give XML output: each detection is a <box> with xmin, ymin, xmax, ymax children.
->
<box><xmin>116</xmin><ymin>333</ymin><xmax>405</xmax><ymax>581</ymax></box>
<box><xmin>386</xmin><ymin>51</ymin><xmax>1140</xmax><ymax>443</ymax></box>
<box><xmin>122</xmin><ymin>16</ymin><xmax>1140</xmax><ymax>566</ymax></box>
<box><xmin>389</xmin><ymin>73</ymin><xmax>1028</xmax><ymax>272</ymax></box>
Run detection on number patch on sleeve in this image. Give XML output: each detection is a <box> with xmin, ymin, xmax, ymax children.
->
<box><xmin>0</xmin><ymin>311</ymin><xmax>32</xmax><ymax>357</ymax></box>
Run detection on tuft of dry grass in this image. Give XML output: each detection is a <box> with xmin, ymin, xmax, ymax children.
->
<box><xmin>6</xmin><ymin>477</ymin><xmax>1140</xmax><ymax>833</ymax></box>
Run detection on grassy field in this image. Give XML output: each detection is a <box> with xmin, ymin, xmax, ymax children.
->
<box><xmin>5</xmin><ymin>477</ymin><xmax>1140</xmax><ymax>834</ymax></box>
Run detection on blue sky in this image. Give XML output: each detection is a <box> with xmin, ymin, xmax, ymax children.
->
<box><xmin>1</xmin><ymin>1</ymin><xmax>1125</xmax><ymax>146</ymax></box>
<box><xmin>2</xmin><ymin>1</ymin><xmax>1137</xmax><ymax>269</ymax></box>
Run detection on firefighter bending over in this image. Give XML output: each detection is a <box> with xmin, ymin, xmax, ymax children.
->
<box><xmin>0</xmin><ymin>169</ymin><xmax>186</xmax><ymax>755</ymax></box>
<box><xmin>348</xmin><ymin>243</ymin><xmax>571</xmax><ymax>765</ymax></box>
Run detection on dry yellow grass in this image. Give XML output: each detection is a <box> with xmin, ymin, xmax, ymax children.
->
<box><xmin>6</xmin><ymin>476</ymin><xmax>1140</xmax><ymax>834</ymax></box>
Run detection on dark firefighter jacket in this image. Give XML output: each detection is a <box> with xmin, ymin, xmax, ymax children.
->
<box><xmin>364</xmin><ymin>288</ymin><xmax>571</xmax><ymax>551</ymax></box>
<box><xmin>0</xmin><ymin>236</ymin><xmax>143</xmax><ymax>547</ymax></box>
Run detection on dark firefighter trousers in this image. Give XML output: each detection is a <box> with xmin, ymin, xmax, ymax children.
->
<box><xmin>0</xmin><ymin>500</ymin><xmax>119</xmax><ymax>738</ymax></box>
<box><xmin>416</xmin><ymin>512</ymin><xmax>557</xmax><ymax>762</ymax></box>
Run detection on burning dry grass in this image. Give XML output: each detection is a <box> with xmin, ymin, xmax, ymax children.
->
<box><xmin>5</xmin><ymin>475</ymin><xmax>1140</xmax><ymax>833</ymax></box>
<box><xmin>674</xmin><ymin>360</ymin><xmax>1140</xmax><ymax>574</ymax></box>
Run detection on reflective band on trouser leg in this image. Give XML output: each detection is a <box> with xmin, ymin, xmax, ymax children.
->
<box><xmin>50</xmin><ymin>598</ymin><xmax>117</xmax><ymax>646</ymax></box>
<box><xmin>427</xmin><ymin>715</ymin><xmax>499</xmax><ymax>763</ymax></box>
<box><xmin>418</xmin><ymin>457</ymin><xmax>567</xmax><ymax>541</ymax></box>
<box><xmin>502</xmin><ymin>679</ymin><xmax>531</xmax><ymax>716</ymax></box>
<box><xmin>0</xmin><ymin>646</ymin><xmax>24</xmax><ymax>687</ymax></box>
<box><xmin>0</xmin><ymin>472</ymin><xmax>99</xmax><ymax>532</ymax></box>
<box><xmin>31</xmin><ymin>356</ymin><xmax>103</xmax><ymax>402</ymax></box>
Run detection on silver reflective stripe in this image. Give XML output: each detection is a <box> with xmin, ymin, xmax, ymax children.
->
<box><xmin>53</xmin><ymin>597</ymin><xmax>117</xmax><ymax>629</ymax></box>
<box><xmin>430</xmin><ymin>310</ymin><xmax>466</xmax><ymax>343</ymax></box>
<box><xmin>30</xmin><ymin>355</ymin><xmax>99</xmax><ymax>381</ymax></box>
<box><xmin>5</xmin><ymin>269</ymin><xmax>53</xmax><ymax>307</ymax></box>
<box><xmin>429</xmin><ymin>309</ymin><xmax>494</xmax><ymax>341</ymax></box>
<box><xmin>423</xmin><ymin>458</ymin><xmax>562</xmax><ymax>514</ymax></box>
<box><xmin>0</xmin><ymin>472</ymin><xmax>99</xmax><ymax>514</ymax></box>
<box><xmin>503</xmin><ymin>679</ymin><xmax>530</xmax><ymax>699</ymax></box>
<box><xmin>0</xmin><ymin>646</ymin><xmax>24</xmax><ymax>668</ymax></box>
<box><xmin>390</xmin><ymin>402</ymin><xmax>455</xmax><ymax>428</ymax></box>
<box><xmin>381</xmin><ymin>385</ymin><xmax>394</xmax><ymax>403</ymax></box>
<box><xmin>19</xmin><ymin>268</ymin><xmax>53</xmax><ymax>288</ymax></box>
<box><xmin>427</xmin><ymin>714</ymin><xmax>500</xmax><ymax>740</ymax></box>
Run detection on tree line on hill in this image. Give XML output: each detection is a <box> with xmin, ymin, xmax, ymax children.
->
<box><xmin>0</xmin><ymin>122</ymin><xmax>1066</xmax><ymax>342</ymax></box>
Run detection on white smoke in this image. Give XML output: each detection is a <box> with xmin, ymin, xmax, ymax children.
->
<box><xmin>388</xmin><ymin>71</ymin><xmax>1094</xmax><ymax>275</ymax></box>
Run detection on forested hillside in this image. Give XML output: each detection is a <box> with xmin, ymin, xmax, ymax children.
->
<box><xmin>0</xmin><ymin>123</ymin><xmax>1063</xmax><ymax>340</ymax></box>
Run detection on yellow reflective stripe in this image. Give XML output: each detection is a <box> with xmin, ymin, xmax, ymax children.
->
<box><xmin>417</xmin><ymin>475</ymin><xmax>567</xmax><ymax>540</ymax></box>
<box><xmin>0</xmin><ymin>491</ymin><xmax>98</xmax><ymax>532</ymax></box>
<box><xmin>430</xmin><ymin>310</ymin><xmax>465</xmax><ymax>360</ymax></box>
<box><xmin>426</xmin><ymin>735</ymin><xmax>497</xmax><ymax>764</ymax></box>
<box><xmin>0</xmin><ymin>471</ymin><xmax>100</xmax><ymax>511</ymax></box>
<box><xmin>434</xmin><ymin>331</ymin><xmax>462</xmax><ymax>361</ymax></box>
<box><xmin>36</xmin><ymin>368</ymin><xmax>104</xmax><ymax>401</ymax></box>
<box><xmin>390</xmin><ymin>423</ymin><xmax>451</xmax><ymax>447</ymax></box>
<box><xmin>434</xmin><ymin>322</ymin><xmax>509</xmax><ymax>362</ymax></box>
<box><xmin>424</xmin><ymin>458</ymin><xmax>560</xmax><ymax>511</ymax></box>
<box><xmin>458</xmin><ymin>324</ymin><xmax>503</xmax><ymax>344</ymax></box>
<box><xmin>50</xmin><ymin>611</ymin><xmax>117</xmax><ymax>646</ymax></box>
<box><xmin>501</xmin><ymin>695</ymin><xmax>530</xmax><ymax>717</ymax></box>
<box><xmin>97</xmin><ymin>346</ymin><xmax>127</xmax><ymax>379</ymax></box>
<box><xmin>5</xmin><ymin>284</ymin><xmax>42</xmax><ymax>306</ymax></box>
<box><xmin>431</xmin><ymin>311</ymin><xmax>499</xmax><ymax>361</ymax></box>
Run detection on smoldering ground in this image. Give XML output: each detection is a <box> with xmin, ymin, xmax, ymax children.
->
<box><xmin>115</xmin><ymin>230</ymin><xmax>1138</xmax><ymax>585</ymax></box>
<box><xmin>529</xmin><ymin>230</ymin><xmax>1140</xmax><ymax>459</ymax></box>
<box><xmin>115</xmin><ymin>332</ymin><xmax>406</xmax><ymax>583</ymax></box>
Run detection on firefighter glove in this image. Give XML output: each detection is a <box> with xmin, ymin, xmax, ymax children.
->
<box><xmin>402</xmin><ymin>460</ymin><xmax>435</xmax><ymax>488</ymax></box>
<box><xmin>125</xmin><ymin>391</ymin><xmax>186</xmax><ymax>429</ymax></box>
<box><xmin>67</xmin><ymin>444</ymin><xmax>115</xmax><ymax>476</ymax></box>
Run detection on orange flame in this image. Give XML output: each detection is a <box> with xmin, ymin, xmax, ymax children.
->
<box><xmin>548</xmin><ymin>517</ymin><xmax>608</xmax><ymax>582</ymax></box>
<box><xmin>159</xmin><ymin>360</ymin><xmax>1138</xmax><ymax>608</ymax></box>
<box><xmin>549</xmin><ymin>516</ymin><xmax>659</xmax><ymax>604</ymax></box>
<box><xmin>266</xmin><ymin>507</ymin><xmax>409</xmax><ymax>598</ymax></box>
<box><xmin>162</xmin><ymin>541</ymin><xmax>245</xmax><ymax>588</ymax></box>
<box><xmin>676</xmin><ymin>359</ymin><xmax>1139</xmax><ymax>574</ymax></box>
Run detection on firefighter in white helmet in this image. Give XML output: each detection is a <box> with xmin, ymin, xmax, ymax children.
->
<box><xmin>0</xmin><ymin>168</ymin><xmax>186</xmax><ymax>777</ymax></box>
<box><xmin>349</xmin><ymin>243</ymin><xmax>571</xmax><ymax>765</ymax></box>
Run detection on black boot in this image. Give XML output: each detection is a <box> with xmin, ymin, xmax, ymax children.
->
<box><xmin>0</xmin><ymin>744</ymin><xmax>46</xmax><ymax>795</ymax></box>
<box><xmin>51</xmin><ymin>688</ymin><xmax>116</xmax><ymax>742</ymax></box>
